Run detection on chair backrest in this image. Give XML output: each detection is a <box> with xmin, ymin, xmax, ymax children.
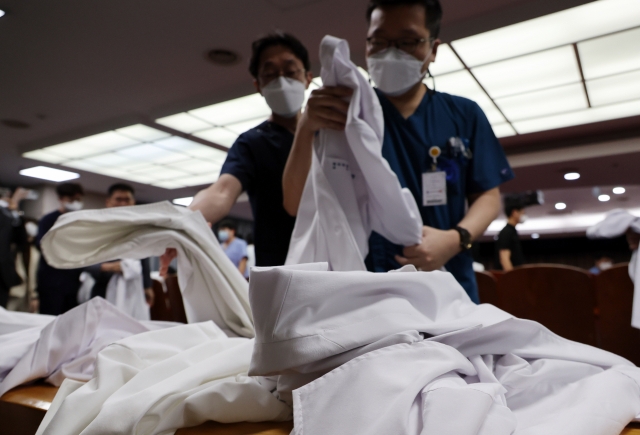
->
<box><xmin>594</xmin><ymin>263</ymin><xmax>640</xmax><ymax>365</ymax></box>
<box><xmin>497</xmin><ymin>264</ymin><xmax>597</xmax><ymax>346</ymax></box>
<box><xmin>149</xmin><ymin>279</ymin><xmax>173</xmax><ymax>322</ymax></box>
<box><xmin>475</xmin><ymin>271</ymin><xmax>500</xmax><ymax>307</ymax></box>
<box><xmin>164</xmin><ymin>275</ymin><xmax>188</xmax><ymax>324</ymax></box>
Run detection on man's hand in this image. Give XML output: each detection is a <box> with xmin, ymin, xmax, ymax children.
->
<box><xmin>300</xmin><ymin>86</ymin><xmax>352</xmax><ymax>133</ymax></box>
<box><xmin>29</xmin><ymin>298</ymin><xmax>39</xmax><ymax>313</ymax></box>
<box><xmin>101</xmin><ymin>261</ymin><xmax>122</xmax><ymax>273</ymax></box>
<box><xmin>395</xmin><ymin>226</ymin><xmax>461</xmax><ymax>271</ymax></box>
<box><xmin>144</xmin><ymin>288</ymin><xmax>155</xmax><ymax>307</ymax></box>
<box><xmin>160</xmin><ymin>248</ymin><xmax>177</xmax><ymax>277</ymax></box>
<box><xmin>9</xmin><ymin>187</ymin><xmax>30</xmax><ymax>210</ymax></box>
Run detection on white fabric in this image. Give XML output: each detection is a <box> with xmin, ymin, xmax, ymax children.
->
<box><xmin>104</xmin><ymin>259</ymin><xmax>150</xmax><ymax>321</ymax></box>
<box><xmin>587</xmin><ymin>208</ymin><xmax>640</xmax><ymax>328</ymax></box>
<box><xmin>38</xmin><ymin>322</ymin><xmax>291</xmax><ymax>435</ymax></box>
<box><xmin>248</xmin><ymin>263</ymin><xmax>640</xmax><ymax>435</ymax></box>
<box><xmin>41</xmin><ymin>201</ymin><xmax>254</xmax><ymax>337</ymax></box>
<box><xmin>0</xmin><ymin>305</ymin><xmax>54</xmax><ymax>335</ymax></box>
<box><xmin>285</xmin><ymin>36</ymin><xmax>422</xmax><ymax>270</ymax></box>
<box><xmin>0</xmin><ymin>297</ymin><xmax>153</xmax><ymax>396</ymax></box>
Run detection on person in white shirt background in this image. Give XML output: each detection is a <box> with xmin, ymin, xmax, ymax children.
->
<box><xmin>218</xmin><ymin>220</ymin><xmax>249</xmax><ymax>279</ymax></box>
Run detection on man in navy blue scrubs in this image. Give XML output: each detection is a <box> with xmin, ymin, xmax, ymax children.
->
<box><xmin>161</xmin><ymin>33</ymin><xmax>313</xmax><ymax>273</ymax></box>
<box><xmin>282</xmin><ymin>0</ymin><xmax>513</xmax><ymax>302</ymax></box>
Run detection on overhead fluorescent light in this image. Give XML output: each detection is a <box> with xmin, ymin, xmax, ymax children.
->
<box><xmin>155</xmin><ymin>113</ymin><xmax>212</xmax><ymax>133</ymax></box>
<box><xmin>555</xmin><ymin>202</ymin><xmax>567</xmax><ymax>210</ymax></box>
<box><xmin>472</xmin><ymin>46</ymin><xmax>581</xmax><ymax>99</ymax></box>
<box><xmin>226</xmin><ymin>118</ymin><xmax>267</xmax><ymax>135</ymax></box>
<box><xmin>115</xmin><ymin>124</ymin><xmax>170</xmax><ymax>142</ymax></box>
<box><xmin>152</xmin><ymin>180</ymin><xmax>188</xmax><ymax>189</ymax></box>
<box><xmin>531</xmin><ymin>233</ymin><xmax>540</xmax><ymax>239</ymax></box>
<box><xmin>495</xmin><ymin>83</ymin><xmax>588</xmax><ymax>122</ymax></box>
<box><xmin>613</xmin><ymin>187</ymin><xmax>626</xmax><ymax>194</ymax></box>
<box><xmin>429</xmin><ymin>44</ymin><xmax>465</xmax><ymax>76</ymax></box>
<box><xmin>512</xmin><ymin>99</ymin><xmax>640</xmax><ymax>134</ymax></box>
<box><xmin>0</xmin><ymin>10</ymin><xmax>5</xmax><ymax>18</ymax></box>
<box><xmin>578</xmin><ymin>27</ymin><xmax>640</xmax><ymax>80</ymax></box>
<box><xmin>45</xmin><ymin>131</ymin><xmax>139</xmax><ymax>158</ymax></box>
<box><xmin>451</xmin><ymin>0</ymin><xmax>640</xmax><ymax>67</ymax></box>
<box><xmin>19</xmin><ymin>166</ymin><xmax>80</xmax><ymax>182</ymax></box>
<box><xmin>189</xmin><ymin>94</ymin><xmax>270</xmax><ymax>126</ymax></box>
<box><xmin>491</xmin><ymin>123</ymin><xmax>516</xmax><ymax>138</ymax></box>
<box><xmin>432</xmin><ymin>70</ymin><xmax>506</xmax><ymax>125</ymax></box>
<box><xmin>564</xmin><ymin>172</ymin><xmax>580</xmax><ymax>181</ymax></box>
<box><xmin>586</xmin><ymin>69</ymin><xmax>640</xmax><ymax>107</ymax></box>
<box><xmin>193</xmin><ymin>127</ymin><xmax>239</xmax><ymax>148</ymax></box>
<box><xmin>173</xmin><ymin>197</ymin><xmax>194</xmax><ymax>207</ymax></box>
<box><xmin>23</xmin><ymin>149</ymin><xmax>68</xmax><ymax>164</ymax></box>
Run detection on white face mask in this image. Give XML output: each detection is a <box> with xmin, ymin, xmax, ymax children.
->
<box><xmin>519</xmin><ymin>214</ymin><xmax>528</xmax><ymax>224</ymax></box>
<box><xmin>367</xmin><ymin>46</ymin><xmax>434</xmax><ymax>96</ymax></box>
<box><xmin>599</xmin><ymin>261</ymin><xmax>613</xmax><ymax>271</ymax></box>
<box><xmin>63</xmin><ymin>200</ymin><xmax>83</xmax><ymax>212</ymax></box>
<box><xmin>261</xmin><ymin>76</ymin><xmax>306</xmax><ymax>118</ymax></box>
<box><xmin>25</xmin><ymin>222</ymin><xmax>38</xmax><ymax>238</ymax></box>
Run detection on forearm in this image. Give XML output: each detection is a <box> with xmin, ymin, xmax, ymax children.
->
<box><xmin>459</xmin><ymin>187</ymin><xmax>501</xmax><ymax>241</ymax></box>
<box><xmin>282</xmin><ymin>126</ymin><xmax>315</xmax><ymax>216</ymax></box>
<box><xmin>188</xmin><ymin>175</ymin><xmax>241</xmax><ymax>224</ymax></box>
<box><xmin>500</xmin><ymin>251</ymin><xmax>514</xmax><ymax>271</ymax></box>
<box><xmin>238</xmin><ymin>258</ymin><xmax>247</xmax><ymax>275</ymax></box>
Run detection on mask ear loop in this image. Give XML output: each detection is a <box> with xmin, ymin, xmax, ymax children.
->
<box><xmin>425</xmin><ymin>68</ymin><xmax>436</xmax><ymax>95</ymax></box>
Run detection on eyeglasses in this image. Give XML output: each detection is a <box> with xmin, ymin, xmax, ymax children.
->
<box><xmin>259</xmin><ymin>68</ymin><xmax>304</xmax><ymax>85</ymax></box>
<box><xmin>366</xmin><ymin>37</ymin><xmax>432</xmax><ymax>54</ymax></box>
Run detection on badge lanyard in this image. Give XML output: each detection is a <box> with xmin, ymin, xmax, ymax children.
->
<box><xmin>422</xmin><ymin>146</ymin><xmax>447</xmax><ymax>207</ymax></box>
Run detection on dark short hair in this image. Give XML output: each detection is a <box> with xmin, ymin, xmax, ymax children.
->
<box><xmin>56</xmin><ymin>183</ymin><xmax>84</xmax><ymax>199</ymax></box>
<box><xmin>249</xmin><ymin>32</ymin><xmax>310</xmax><ymax>79</ymax></box>
<box><xmin>366</xmin><ymin>0</ymin><xmax>443</xmax><ymax>39</ymax></box>
<box><xmin>505</xmin><ymin>205</ymin><xmax>523</xmax><ymax>218</ymax></box>
<box><xmin>218</xmin><ymin>219</ymin><xmax>237</xmax><ymax>232</ymax></box>
<box><xmin>108</xmin><ymin>183</ymin><xmax>135</xmax><ymax>197</ymax></box>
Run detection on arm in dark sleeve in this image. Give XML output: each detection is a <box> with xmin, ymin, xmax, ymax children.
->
<box><xmin>35</xmin><ymin>213</ymin><xmax>57</xmax><ymax>251</ymax></box>
<box><xmin>141</xmin><ymin>258</ymin><xmax>152</xmax><ymax>289</ymax></box>
<box><xmin>496</xmin><ymin>228</ymin><xmax>513</xmax><ymax>251</ymax></box>
<box><xmin>465</xmin><ymin>102</ymin><xmax>515</xmax><ymax>194</ymax></box>
<box><xmin>219</xmin><ymin>136</ymin><xmax>257</xmax><ymax>193</ymax></box>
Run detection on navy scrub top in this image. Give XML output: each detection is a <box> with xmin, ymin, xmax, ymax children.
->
<box><xmin>366</xmin><ymin>88</ymin><xmax>514</xmax><ymax>303</ymax></box>
<box><xmin>220</xmin><ymin>120</ymin><xmax>296</xmax><ymax>268</ymax></box>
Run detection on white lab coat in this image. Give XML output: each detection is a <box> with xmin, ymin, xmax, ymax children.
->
<box><xmin>104</xmin><ymin>258</ymin><xmax>150</xmax><ymax>321</ymax></box>
<box><xmin>41</xmin><ymin>201</ymin><xmax>254</xmax><ymax>337</ymax></box>
<box><xmin>248</xmin><ymin>263</ymin><xmax>640</xmax><ymax>435</ymax></box>
<box><xmin>587</xmin><ymin>208</ymin><xmax>640</xmax><ymax>328</ymax></box>
<box><xmin>285</xmin><ymin>36</ymin><xmax>422</xmax><ymax>271</ymax></box>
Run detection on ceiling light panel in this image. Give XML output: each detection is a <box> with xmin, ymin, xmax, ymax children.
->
<box><xmin>512</xmin><ymin>99</ymin><xmax>640</xmax><ymax>134</ymax></box>
<box><xmin>45</xmin><ymin>131</ymin><xmax>140</xmax><ymax>158</ymax></box>
<box><xmin>226</xmin><ymin>118</ymin><xmax>267</xmax><ymax>135</ymax></box>
<box><xmin>472</xmin><ymin>46</ymin><xmax>581</xmax><ymax>99</ymax></box>
<box><xmin>189</xmin><ymin>94</ymin><xmax>271</xmax><ymax>126</ymax></box>
<box><xmin>175</xmin><ymin>173</ymin><xmax>220</xmax><ymax>187</ymax></box>
<box><xmin>494</xmin><ymin>83</ymin><xmax>588</xmax><ymax>121</ymax></box>
<box><xmin>578</xmin><ymin>26</ymin><xmax>640</xmax><ymax>80</ymax></box>
<box><xmin>155</xmin><ymin>113</ymin><xmax>212</xmax><ymax>133</ymax></box>
<box><xmin>116</xmin><ymin>144</ymin><xmax>191</xmax><ymax>164</ymax></box>
<box><xmin>492</xmin><ymin>123</ymin><xmax>517</xmax><ymax>138</ymax></box>
<box><xmin>433</xmin><ymin>70</ymin><xmax>507</xmax><ymax>124</ymax></box>
<box><xmin>586</xmin><ymin>69</ymin><xmax>640</xmax><ymax>107</ymax></box>
<box><xmin>429</xmin><ymin>44</ymin><xmax>465</xmax><ymax>76</ymax></box>
<box><xmin>22</xmin><ymin>149</ymin><xmax>68</xmax><ymax>164</ymax></box>
<box><xmin>115</xmin><ymin>124</ymin><xmax>170</xmax><ymax>142</ymax></box>
<box><xmin>451</xmin><ymin>0</ymin><xmax>640</xmax><ymax>67</ymax></box>
<box><xmin>20</xmin><ymin>166</ymin><xmax>80</xmax><ymax>182</ymax></box>
<box><xmin>193</xmin><ymin>127</ymin><xmax>239</xmax><ymax>148</ymax></box>
<box><xmin>167</xmin><ymin>159</ymin><xmax>222</xmax><ymax>174</ymax></box>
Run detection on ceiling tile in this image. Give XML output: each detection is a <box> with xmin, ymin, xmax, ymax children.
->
<box><xmin>155</xmin><ymin>113</ymin><xmax>212</xmax><ymax>133</ymax></box>
<box><xmin>115</xmin><ymin>124</ymin><xmax>170</xmax><ymax>142</ymax></box>
<box><xmin>22</xmin><ymin>149</ymin><xmax>68</xmax><ymax>164</ymax></box>
<box><xmin>225</xmin><ymin>118</ymin><xmax>267</xmax><ymax>135</ymax></box>
<box><xmin>472</xmin><ymin>46</ymin><xmax>581</xmax><ymax>99</ymax></box>
<box><xmin>192</xmin><ymin>127</ymin><xmax>238</xmax><ymax>148</ymax></box>
<box><xmin>189</xmin><ymin>94</ymin><xmax>271</xmax><ymax>126</ymax></box>
<box><xmin>578</xmin><ymin>27</ymin><xmax>640</xmax><ymax>80</ymax></box>
<box><xmin>167</xmin><ymin>159</ymin><xmax>222</xmax><ymax>174</ymax></box>
<box><xmin>429</xmin><ymin>44</ymin><xmax>465</xmax><ymax>76</ymax></box>
<box><xmin>587</xmin><ymin>69</ymin><xmax>640</xmax><ymax>107</ymax></box>
<box><xmin>494</xmin><ymin>83</ymin><xmax>588</xmax><ymax>122</ymax></box>
<box><xmin>492</xmin><ymin>123</ymin><xmax>517</xmax><ymax>138</ymax></box>
<box><xmin>116</xmin><ymin>144</ymin><xmax>191</xmax><ymax>164</ymax></box>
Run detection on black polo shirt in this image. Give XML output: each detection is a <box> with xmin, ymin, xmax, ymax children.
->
<box><xmin>220</xmin><ymin>121</ymin><xmax>296</xmax><ymax>267</ymax></box>
<box><xmin>494</xmin><ymin>224</ymin><xmax>525</xmax><ymax>270</ymax></box>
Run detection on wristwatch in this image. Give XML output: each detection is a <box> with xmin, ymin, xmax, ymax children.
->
<box><xmin>455</xmin><ymin>226</ymin><xmax>473</xmax><ymax>251</ymax></box>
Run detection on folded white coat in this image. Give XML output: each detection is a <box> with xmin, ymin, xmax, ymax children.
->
<box><xmin>37</xmin><ymin>322</ymin><xmax>291</xmax><ymax>435</ymax></box>
<box><xmin>248</xmin><ymin>263</ymin><xmax>640</xmax><ymax>435</ymax></box>
<box><xmin>285</xmin><ymin>35</ymin><xmax>422</xmax><ymax>271</ymax></box>
<box><xmin>0</xmin><ymin>297</ymin><xmax>157</xmax><ymax>396</ymax></box>
<box><xmin>41</xmin><ymin>201</ymin><xmax>254</xmax><ymax>337</ymax></box>
<box><xmin>587</xmin><ymin>209</ymin><xmax>640</xmax><ymax>328</ymax></box>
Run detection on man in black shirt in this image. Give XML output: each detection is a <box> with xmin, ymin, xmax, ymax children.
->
<box><xmin>494</xmin><ymin>204</ymin><xmax>526</xmax><ymax>271</ymax></box>
<box><xmin>160</xmin><ymin>32</ymin><xmax>313</xmax><ymax>274</ymax></box>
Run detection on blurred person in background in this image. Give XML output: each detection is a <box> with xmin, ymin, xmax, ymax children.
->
<box><xmin>218</xmin><ymin>220</ymin><xmax>249</xmax><ymax>279</ymax></box>
<box><xmin>0</xmin><ymin>187</ymin><xmax>29</xmax><ymax>308</ymax></box>
<box><xmin>589</xmin><ymin>253</ymin><xmax>614</xmax><ymax>275</ymax></box>
<box><xmin>494</xmin><ymin>203</ymin><xmax>526</xmax><ymax>271</ymax></box>
<box><xmin>35</xmin><ymin>183</ymin><xmax>85</xmax><ymax>315</ymax></box>
<box><xmin>86</xmin><ymin>183</ymin><xmax>154</xmax><ymax>307</ymax></box>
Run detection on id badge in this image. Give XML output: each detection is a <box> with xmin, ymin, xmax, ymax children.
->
<box><xmin>422</xmin><ymin>171</ymin><xmax>447</xmax><ymax>206</ymax></box>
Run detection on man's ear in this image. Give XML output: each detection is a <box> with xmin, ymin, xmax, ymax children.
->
<box><xmin>430</xmin><ymin>39</ymin><xmax>441</xmax><ymax>64</ymax></box>
<box><xmin>253</xmin><ymin>79</ymin><xmax>262</xmax><ymax>95</ymax></box>
<box><xmin>305</xmin><ymin>71</ymin><xmax>313</xmax><ymax>89</ymax></box>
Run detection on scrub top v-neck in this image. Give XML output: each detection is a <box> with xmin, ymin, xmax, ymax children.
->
<box><xmin>365</xmin><ymin>88</ymin><xmax>514</xmax><ymax>302</ymax></box>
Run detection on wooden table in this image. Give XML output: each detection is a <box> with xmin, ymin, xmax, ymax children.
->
<box><xmin>2</xmin><ymin>384</ymin><xmax>639</xmax><ymax>435</ymax></box>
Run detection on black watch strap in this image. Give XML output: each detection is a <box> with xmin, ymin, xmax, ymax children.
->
<box><xmin>455</xmin><ymin>226</ymin><xmax>473</xmax><ymax>251</ymax></box>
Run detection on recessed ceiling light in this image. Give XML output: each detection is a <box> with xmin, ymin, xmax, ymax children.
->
<box><xmin>207</xmin><ymin>49</ymin><xmax>241</xmax><ymax>66</ymax></box>
<box><xmin>19</xmin><ymin>166</ymin><xmax>80</xmax><ymax>182</ymax></box>
<box><xmin>598</xmin><ymin>194</ymin><xmax>611</xmax><ymax>202</ymax></box>
<box><xmin>173</xmin><ymin>197</ymin><xmax>193</xmax><ymax>207</ymax></box>
<box><xmin>0</xmin><ymin>9</ymin><xmax>5</xmax><ymax>18</ymax></box>
<box><xmin>564</xmin><ymin>172</ymin><xmax>580</xmax><ymax>180</ymax></box>
<box><xmin>613</xmin><ymin>187</ymin><xmax>626</xmax><ymax>194</ymax></box>
<box><xmin>531</xmin><ymin>233</ymin><xmax>540</xmax><ymax>239</ymax></box>
<box><xmin>555</xmin><ymin>202</ymin><xmax>567</xmax><ymax>210</ymax></box>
